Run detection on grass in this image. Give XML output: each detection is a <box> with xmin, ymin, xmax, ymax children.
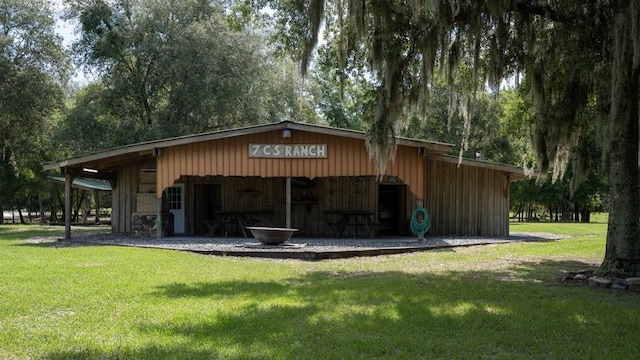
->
<box><xmin>1</xmin><ymin>221</ymin><xmax>639</xmax><ymax>359</ymax></box>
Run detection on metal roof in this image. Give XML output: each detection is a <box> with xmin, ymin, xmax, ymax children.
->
<box><xmin>43</xmin><ymin>120</ymin><xmax>530</xmax><ymax>179</ymax></box>
<box><xmin>50</xmin><ymin>177</ymin><xmax>112</xmax><ymax>191</ymax></box>
<box><xmin>43</xmin><ymin>121</ymin><xmax>454</xmax><ymax>172</ymax></box>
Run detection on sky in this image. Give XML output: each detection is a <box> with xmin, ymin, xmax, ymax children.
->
<box><xmin>51</xmin><ymin>1</ymin><xmax>92</xmax><ymax>84</ymax></box>
<box><xmin>52</xmin><ymin>1</ymin><xmax>73</xmax><ymax>45</ymax></box>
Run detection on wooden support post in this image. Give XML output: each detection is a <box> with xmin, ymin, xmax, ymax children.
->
<box><xmin>154</xmin><ymin>149</ymin><xmax>162</xmax><ymax>240</ymax></box>
<box><xmin>64</xmin><ymin>173</ymin><xmax>73</xmax><ymax>239</ymax></box>
<box><xmin>286</xmin><ymin>177</ymin><xmax>291</xmax><ymax>228</ymax></box>
<box><xmin>156</xmin><ymin>197</ymin><xmax>162</xmax><ymax>240</ymax></box>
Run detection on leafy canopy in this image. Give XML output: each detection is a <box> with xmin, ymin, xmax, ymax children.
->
<box><xmin>65</xmin><ymin>0</ymin><xmax>313</xmax><ymax>145</ymax></box>
<box><xmin>0</xmin><ymin>0</ymin><xmax>68</xmax><ymax>221</ymax></box>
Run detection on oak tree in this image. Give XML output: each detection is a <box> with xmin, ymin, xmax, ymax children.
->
<box><xmin>0</xmin><ymin>0</ymin><xmax>68</xmax><ymax>223</ymax></box>
<box><xmin>66</xmin><ymin>0</ymin><xmax>310</xmax><ymax>143</ymax></box>
<box><xmin>269</xmin><ymin>0</ymin><xmax>640</xmax><ymax>276</ymax></box>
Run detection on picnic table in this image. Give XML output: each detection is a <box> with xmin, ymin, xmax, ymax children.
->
<box><xmin>324</xmin><ymin>210</ymin><xmax>378</xmax><ymax>238</ymax></box>
<box><xmin>205</xmin><ymin>210</ymin><xmax>272</xmax><ymax>237</ymax></box>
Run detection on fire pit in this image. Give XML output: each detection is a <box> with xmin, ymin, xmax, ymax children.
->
<box><xmin>246</xmin><ymin>226</ymin><xmax>298</xmax><ymax>245</ymax></box>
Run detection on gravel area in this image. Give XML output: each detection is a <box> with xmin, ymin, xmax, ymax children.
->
<box><xmin>56</xmin><ymin>232</ymin><xmax>563</xmax><ymax>260</ymax></box>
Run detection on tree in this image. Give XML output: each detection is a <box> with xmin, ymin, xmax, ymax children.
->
<box><xmin>55</xmin><ymin>82</ymin><xmax>133</xmax><ymax>154</ymax></box>
<box><xmin>311</xmin><ymin>34</ymin><xmax>376</xmax><ymax>130</ymax></box>
<box><xmin>267</xmin><ymin>1</ymin><xmax>640</xmax><ymax>276</ymax></box>
<box><xmin>66</xmin><ymin>0</ymin><xmax>312</xmax><ymax>143</ymax></box>
<box><xmin>0</xmin><ymin>0</ymin><xmax>68</xmax><ymax>224</ymax></box>
<box><xmin>310</xmin><ymin>17</ymin><xmax>521</xmax><ymax>160</ymax></box>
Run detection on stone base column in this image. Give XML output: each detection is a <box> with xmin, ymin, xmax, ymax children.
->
<box><xmin>132</xmin><ymin>213</ymin><xmax>174</xmax><ymax>237</ymax></box>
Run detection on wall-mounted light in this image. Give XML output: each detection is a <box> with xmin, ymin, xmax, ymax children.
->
<box><xmin>83</xmin><ymin>168</ymin><xmax>98</xmax><ymax>174</ymax></box>
<box><xmin>282</xmin><ymin>129</ymin><xmax>291</xmax><ymax>138</ymax></box>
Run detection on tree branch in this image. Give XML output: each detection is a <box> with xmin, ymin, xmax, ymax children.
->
<box><xmin>511</xmin><ymin>0</ymin><xmax>568</xmax><ymax>23</ymax></box>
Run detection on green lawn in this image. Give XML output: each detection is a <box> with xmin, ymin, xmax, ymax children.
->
<box><xmin>1</xmin><ymin>222</ymin><xmax>638</xmax><ymax>359</ymax></box>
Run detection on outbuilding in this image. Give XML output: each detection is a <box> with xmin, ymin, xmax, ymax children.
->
<box><xmin>45</xmin><ymin>121</ymin><xmax>528</xmax><ymax>239</ymax></box>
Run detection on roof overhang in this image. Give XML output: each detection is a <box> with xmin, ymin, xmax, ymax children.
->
<box><xmin>44</xmin><ymin>121</ymin><xmax>456</xmax><ymax>173</ymax></box>
<box><xmin>428</xmin><ymin>154</ymin><xmax>533</xmax><ymax>181</ymax></box>
<box><xmin>49</xmin><ymin>177</ymin><xmax>112</xmax><ymax>191</ymax></box>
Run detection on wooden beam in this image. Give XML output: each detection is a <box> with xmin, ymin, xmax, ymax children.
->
<box><xmin>286</xmin><ymin>177</ymin><xmax>291</xmax><ymax>228</ymax></box>
<box><xmin>61</xmin><ymin>166</ymin><xmax>83</xmax><ymax>177</ymax></box>
<box><xmin>64</xmin><ymin>173</ymin><xmax>73</xmax><ymax>239</ymax></box>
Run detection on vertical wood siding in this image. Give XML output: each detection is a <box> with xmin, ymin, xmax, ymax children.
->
<box><xmin>111</xmin><ymin>164</ymin><xmax>139</xmax><ymax>233</ymax></box>
<box><xmin>424</xmin><ymin>159</ymin><xmax>510</xmax><ymax>236</ymax></box>
<box><xmin>188</xmin><ymin>175</ymin><xmax>390</xmax><ymax>237</ymax></box>
<box><xmin>156</xmin><ymin>130</ymin><xmax>425</xmax><ymax>200</ymax></box>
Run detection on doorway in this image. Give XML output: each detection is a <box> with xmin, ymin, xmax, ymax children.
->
<box><xmin>377</xmin><ymin>184</ymin><xmax>407</xmax><ymax>235</ymax></box>
<box><xmin>193</xmin><ymin>184</ymin><xmax>222</xmax><ymax>235</ymax></box>
<box><xmin>168</xmin><ymin>184</ymin><xmax>185</xmax><ymax>234</ymax></box>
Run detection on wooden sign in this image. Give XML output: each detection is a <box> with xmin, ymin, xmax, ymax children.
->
<box><xmin>249</xmin><ymin>144</ymin><xmax>327</xmax><ymax>158</ymax></box>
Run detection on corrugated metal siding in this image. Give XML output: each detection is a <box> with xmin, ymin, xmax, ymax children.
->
<box><xmin>424</xmin><ymin>159</ymin><xmax>509</xmax><ymax>236</ymax></box>
<box><xmin>156</xmin><ymin>130</ymin><xmax>425</xmax><ymax>200</ymax></box>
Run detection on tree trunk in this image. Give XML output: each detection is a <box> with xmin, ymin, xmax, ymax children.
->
<box><xmin>518</xmin><ymin>205</ymin><xmax>523</xmax><ymax>222</ymax></box>
<box><xmin>94</xmin><ymin>190</ymin><xmax>100</xmax><ymax>225</ymax></box>
<box><xmin>51</xmin><ymin>186</ymin><xmax>59</xmax><ymax>222</ymax></box>
<box><xmin>0</xmin><ymin>203</ymin><xmax>3</xmax><ymax>225</ymax></box>
<box><xmin>0</xmin><ymin>176</ymin><xmax>3</xmax><ymax>225</ymax></box>
<box><xmin>17</xmin><ymin>208</ymin><xmax>25</xmax><ymax>224</ymax></box>
<box><xmin>39</xmin><ymin>193</ymin><xmax>44</xmax><ymax>224</ymax></box>
<box><xmin>15</xmin><ymin>198</ymin><xmax>25</xmax><ymax>224</ymax></box>
<box><xmin>83</xmin><ymin>190</ymin><xmax>89</xmax><ymax>226</ymax></box>
<box><xmin>72</xmin><ymin>189</ymin><xmax>82</xmax><ymax>223</ymax></box>
<box><xmin>57</xmin><ymin>189</ymin><xmax>64</xmax><ymax>224</ymax></box>
<box><xmin>598</xmin><ymin>8</ymin><xmax>640</xmax><ymax>277</ymax></box>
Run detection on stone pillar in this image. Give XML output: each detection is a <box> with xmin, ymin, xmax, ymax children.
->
<box><xmin>132</xmin><ymin>213</ymin><xmax>173</xmax><ymax>238</ymax></box>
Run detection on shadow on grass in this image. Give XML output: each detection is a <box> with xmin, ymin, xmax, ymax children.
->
<box><xmin>1</xmin><ymin>224</ymin><xmax>109</xmax><ymax>245</ymax></box>
<box><xmin>43</xmin><ymin>259</ymin><xmax>640</xmax><ymax>360</ymax></box>
<box><xmin>153</xmin><ymin>280</ymin><xmax>291</xmax><ymax>299</ymax></box>
<box><xmin>14</xmin><ymin>239</ymin><xmax>111</xmax><ymax>248</ymax></box>
<box><xmin>0</xmin><ymin>228</ymin><xmax>63</xmax><ymax>242</ymax></box>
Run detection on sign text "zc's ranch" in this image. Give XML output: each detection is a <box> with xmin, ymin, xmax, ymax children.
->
<box><xmin>249</xmin><ymin>144</ymin><xmax>328</xmax><ymax>158</ymax></box>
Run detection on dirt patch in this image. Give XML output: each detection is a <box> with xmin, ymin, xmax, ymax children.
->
<box><xmin>23</xmin><ymin>236</ymin><xmax>61</xmax><ymax>244</ymax></box>
<box><xmin>549</xmin><ymin>270</ymin><xmax>594</xmax><ymax>287</ymax></box>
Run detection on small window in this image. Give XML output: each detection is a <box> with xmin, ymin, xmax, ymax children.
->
<box><xmin>168</xmin><ymin>186</ymin><xmax>182</xmax><ymax>210</ymax></box>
